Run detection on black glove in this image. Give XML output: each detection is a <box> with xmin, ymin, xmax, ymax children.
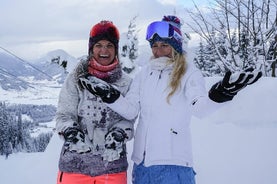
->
<box><xmin>79</xmin><ymin>76</ymin><xmax>120</xmax><ymax>104</ymax></box>
<box><xmin>209</xmin><ymin>68</ymin><xmax>262</xmax><ymax>103</ymax></box>
<box><xmin>63</xmin><ymin>127</ymin><xmax>85</xmax><ymax>143</ymax></box>
<box><xmin>62</xmin><ymin>127</ymin><xmax>91</xmax><ymax>153</ymax></box>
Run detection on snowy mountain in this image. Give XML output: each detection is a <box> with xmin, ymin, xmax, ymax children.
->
<box><xmin>0</xmin><ymin>48</ymin><xmax>39</xmax><ymax>90</ymax></box>
<box><xmin>0</xmin><ymin>48</ymin><xmax>79</xmax><ymax>90</ymax></box>
<box><xmin>31</xmin><ymin>49</ymin><xmax>79</xmax><ymax>84</ymax></box>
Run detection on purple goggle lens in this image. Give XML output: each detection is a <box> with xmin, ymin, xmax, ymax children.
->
<box><xmin>146</xmin><ymin>21</ymin><xmax>182</xmax><ymax>42</ymax></box>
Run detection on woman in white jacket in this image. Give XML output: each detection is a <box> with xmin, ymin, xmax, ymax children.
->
<box><xmin>79</xmin><ymin>15</ymin><xmax>262</xmax><ymax>184</ymax></box>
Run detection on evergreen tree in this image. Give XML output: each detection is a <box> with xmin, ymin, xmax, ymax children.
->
<box><xmin>0</xmin><ymin>103</ymin><xmax>12</xmax><ymax>157</ymax></box>
<box><xmin>120</xmin><ymin>16</ymin><xmax>139</xmax><ymax>74</ymax></box>
<box><xmin>0</xmin><ymin>103</ymin><xmax>55</xmax><ymax>156</ymax></box>
<box><xmin>33</xmin><ymin>132</ymin><xmax>53</xmax><ymax>152</ymax></box>
<box><xmin>194</xmin><ymin>41</ymin><xmax>213</xmax><ymax>76</ymax></box>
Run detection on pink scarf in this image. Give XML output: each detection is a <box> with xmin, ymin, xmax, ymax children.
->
<box><xmin>88</xmin><ymin>58</ymin><xmax>121</xmax><ymax>82</ymax></box>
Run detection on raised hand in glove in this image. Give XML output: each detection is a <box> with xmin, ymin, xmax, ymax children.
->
<box><xmin>209</xmin><ymin>68</ymin><xmax>262</xmax><ymax>103</ymax></box>
<box><xmin>102</xmin><ymin>127</ymin><xmax>128</xmax><ymax>162</ymax></box>
<box><xmin>79</xmin><ymin>75</ymin><xmax>120</xmax><ymax>104</ymax></box>
<box><xmin>62</xmin><ymin>127</ymin><xmax>91</xmax><ymax>154</ymax></box>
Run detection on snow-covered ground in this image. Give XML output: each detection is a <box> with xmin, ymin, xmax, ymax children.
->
<box><xmin>0</xmin><ymin>77</ymin><xmax>276</xmax><ymax>184</ymax></box>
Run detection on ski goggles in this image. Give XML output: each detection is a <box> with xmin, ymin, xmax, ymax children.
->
<box><xmin>146</xmin><ymin>21</ymin><xmax>182</xmax><ymax>42</ymax></box>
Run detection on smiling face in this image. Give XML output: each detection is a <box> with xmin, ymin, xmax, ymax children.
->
<box><xmin>92</xmin><ymin>40</ymin><xmax>116</xmax><ymax>66</ymax></box>
<box><xmin>151</xmin><ymin>41</ymin><xmax>173</xmax><ymax>58</ymax></box>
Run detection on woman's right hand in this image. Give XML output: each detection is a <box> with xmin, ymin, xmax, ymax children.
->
<box><xmin>78</xmin><ymin>76</ymin><xmax>120</xmax><ymax>103</ymax></box>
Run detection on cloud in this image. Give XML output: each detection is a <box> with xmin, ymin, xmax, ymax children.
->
<box><xmin>0</xmin><ymin>0</ymin><xmax>194</xmax><ymax>59</ymax></box>
<box><xmin>157</xmin><ymin>0</ymin><xmax>177</xmax><ymax>5</ymax></box>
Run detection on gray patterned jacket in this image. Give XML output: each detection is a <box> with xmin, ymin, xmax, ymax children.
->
<box><xmin>55</xmin><ymin>59</ymin><xmax>134</xmax><ymax>177</ymax></box>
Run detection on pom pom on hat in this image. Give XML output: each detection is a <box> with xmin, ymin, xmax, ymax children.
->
<box><xmin>88</xmin><ymin>20</ymin><xmax>120</xmax><ymax>55</ymax></box>
<box><xmin>162</xmin><ymin>15</ymin><xmax>181</xmax><ymax>29</ymax></box>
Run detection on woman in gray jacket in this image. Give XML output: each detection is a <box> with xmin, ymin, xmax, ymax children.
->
<box><xmin>55</xmin><ymin>20</ymin><xmax>134</xmax><ymax>184</ymax></box>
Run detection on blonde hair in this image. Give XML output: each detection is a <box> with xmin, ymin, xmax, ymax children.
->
<box><xmin>166</xmin><ymin>49</ymin><xmax>187</xmax><ymax>103</ymax></box>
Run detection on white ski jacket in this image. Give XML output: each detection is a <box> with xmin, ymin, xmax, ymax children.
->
<box><xmin>108</xmin><ymin>57</ymin><xmax>222</xmax><ymax>167</ymax></box>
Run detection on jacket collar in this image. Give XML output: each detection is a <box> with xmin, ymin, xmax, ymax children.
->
<box><xmin>150</xmin><ymin>57</ymin><xmax>173</xmax><ymax>71</ymax></box>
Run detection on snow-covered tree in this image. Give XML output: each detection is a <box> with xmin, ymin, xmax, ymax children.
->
<box><xmin>186</xmin><ymin>0</ymin><xmax>277</xmax><ymax>76</ymax></box>
<box><xmin>0</xmin><ymin>103</ymin><xmax>13</xmax><ymax>157</ymax></box>
<box><xmin>194</xmin><ymin>39</ymin><xmax>223</xmax><ymax>76</ymax></box>
<box><xmin>266</xmin><ymin>16</ymin><xmax>277</xmax><ymax>77</ymax></box>
<box><xmin>51</xmin><ymin>56</ymin><xmax>68</xmax><ymax>73</ymax></box>
<box><xmin>0</xmin><ymin>103</ymin><xmax>55</xmax><ymax>156</ymax></box>
<box><xmin>120</xmin><ymin>16</ymin><xmax>139</xmax><ymax>74</ymax></box>
<box><xmin>33</xmin><ymin>132</ymin><xmax>53</xmax><ymax>152</ymax></box>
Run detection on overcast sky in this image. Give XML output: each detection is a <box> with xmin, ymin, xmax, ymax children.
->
<box><xmin>1</xmin><ymin>0</ymin><xmax>209</xmax><ymax>60</ymax></box>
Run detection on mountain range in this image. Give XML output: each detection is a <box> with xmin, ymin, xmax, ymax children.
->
<box><xmin>0</xmin><ymin>47</ymin><xmax>80</xmax><ymax>90</ymax></box>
